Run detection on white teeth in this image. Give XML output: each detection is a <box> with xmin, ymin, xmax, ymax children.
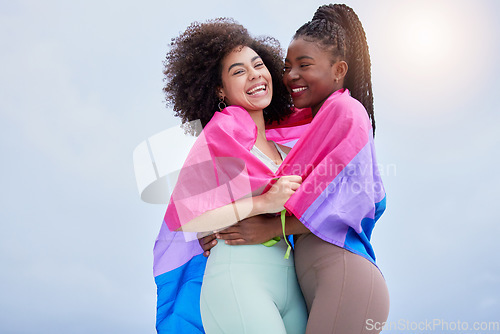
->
<box><xmin>247</xmin><ymin>85</ymin><xmax>266</xmax><ymax>95</ymax></box>
<box><xmin>292</xmin><ymin>87</ymin><xmax>307</xmax><ymax>93</ymax></box>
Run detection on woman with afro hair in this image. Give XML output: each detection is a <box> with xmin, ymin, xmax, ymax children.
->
<box><xmin>155</xmin><ymin>18</ymin><xmax>308</xmax><ymax>334</ymax></box>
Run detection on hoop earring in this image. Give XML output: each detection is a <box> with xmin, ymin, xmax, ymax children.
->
<box><xmin>218</xmin><ymin>99</ymin><xmax>227</xmax><ymax>112</ymax></box>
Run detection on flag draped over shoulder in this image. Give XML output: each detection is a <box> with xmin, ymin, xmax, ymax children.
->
<box><xmin>162</xmin><ymin>105</ymin><xmax>277</xmax><ymax>234</ymax></box>
<box><xmin>265</xmin><ymin>105</ymin><xmax>312</xmax><ymax>148</ymax></box>
<box><xmin>277</xmin><ymin>89</ymin><xmax>386</xmax><ymax>264</ymax></box>
<box><xmin>154</xmin><ymin>105</ymin><xmax>280</xmax><ymax>333</ymax></box>
<box><xmin>153</xmin><ymin>88</ymin><xmax>386</xmax><ymax>333</ymax></box>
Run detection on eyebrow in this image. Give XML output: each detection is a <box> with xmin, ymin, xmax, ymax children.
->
<box><xmin>227</xmin><ymin>56</ymin><xmax>262</xmax><ymax>72</ymax></box>
<box><xmin>285</xmin><ymin>55</ymin><xmax>314</xmax><ymax>62</ymax></box>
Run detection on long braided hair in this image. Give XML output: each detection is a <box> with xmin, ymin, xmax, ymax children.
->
<box><xmin>294</xmin><ymin>4</ymin><xmax>375</xmax><ymax>134</ymax></box>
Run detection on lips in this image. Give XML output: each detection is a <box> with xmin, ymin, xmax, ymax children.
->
<box><xmin>246</xmin><ymin>83</ymin><xmax>267</xmax><ymax>96</ymax></box>
<box><xmin>289</xmin><ymin>85</ymin><xmax>308</xmax><ymax>98</ymax></box>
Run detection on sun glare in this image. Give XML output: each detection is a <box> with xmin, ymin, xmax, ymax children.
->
<box><xmin>401</xmin><ymin>13</ymin><xmax>453</xmax><ymax>66</ymax></box>
<box><xmin>413</xmin><ymin>21</ymin><xmax>436</xmax><ymax>51</ymax></box>
<box><xmin>371</xmin><ymin>1</ymin><xmax>490</xmax><ymax>116</ymax></box>
<box><xmin>372</xmin><ymin>0</ymin><xmax>496</xmax><ymax>119</ymax></box>
<box><xmin>382</xmin><ymin>1</ymin><xmax>469</xmax><ymax>83</ymax></box>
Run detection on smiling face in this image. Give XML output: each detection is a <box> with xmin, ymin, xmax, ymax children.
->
<box><xmin>284</xmin><ymin>38</ymin><xmax>346</xmax><ymax>115</ymax></box>
<box><xmin>218</xmin><ymin>46</ymin><xmax>273</xmax><ymax>113</ymax></box>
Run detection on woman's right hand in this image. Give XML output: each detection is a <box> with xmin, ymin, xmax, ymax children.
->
<box><xmin>260</xmin><ymin>175</ymin><xmax>302</xmax><ymax>214</ymax></box>
<box><xmin>199</xmin><ymin>234</ymin><xmax>217</xmax><ymax>257</ymax></box>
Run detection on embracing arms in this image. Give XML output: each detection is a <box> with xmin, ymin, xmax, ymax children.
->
<box><xmin>199</xmin><ymin>211</ymin><xmax>310</xmax><ymax>256</ymax></box>
<box><xmin>179</xmin><ymin>175</ymin><xmax>302</xmax><ymax>233</ymax></box>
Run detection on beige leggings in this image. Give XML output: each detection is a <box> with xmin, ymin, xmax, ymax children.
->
<box><xmin>294</xmin><ymin>233</ymin><xmax>390</xmax><ymax>334</ymax></box>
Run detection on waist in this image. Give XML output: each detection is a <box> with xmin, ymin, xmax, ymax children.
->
<box><xmin>294</xmin><ymin>232</ymin><xmax>379</xmax><ymax>271</ymax></box>
<box><xmin>207</xmin><ymin>239</ymin><xmax>294</xmax><ymax>267</ymax></box>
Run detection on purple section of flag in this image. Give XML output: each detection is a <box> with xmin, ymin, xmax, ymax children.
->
<box><xmin>299</xmin><ymin>135</ymin><xmax>385</xmax><ymax>248</ymax></box>
<box><xmin>153</xmin><ymin>222</ymin><xmax>203</xmax><ymax>277</ymax></box>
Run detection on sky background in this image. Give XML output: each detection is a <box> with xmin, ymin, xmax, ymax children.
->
<box><xmin>1</xmin><ymin>0</ymin><xmax>499</xmax><ymax>333</ymax></box>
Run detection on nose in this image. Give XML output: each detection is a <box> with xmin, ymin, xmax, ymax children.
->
<box><xmin>248</xmin><ymin>67</ymin><xmax>262</xmax><ymax>80</ymax></box>
<box><xmin>286</xmin><ymin>67</ymin><xmax>300</xmax><ymax>81</ymax></box>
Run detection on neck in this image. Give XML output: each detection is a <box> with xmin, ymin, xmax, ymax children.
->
<box><xmin>311</xmin><ymin>104</ymin><xmax>322</xmax><ymax>118</ymax></box>
<box><xmin>312</xmin><ymin>86</ymin><xmax>344</xmax><ymax>117</ymax></box>
<box><xmin>311</xmin><ymin>98</ymin><xmax>328</xmax><ymax>117</ymax></box>
<box><xmin>248</xmin><ymin>110</ymin><xmax>266</xmax><ymax>140</ymax></box>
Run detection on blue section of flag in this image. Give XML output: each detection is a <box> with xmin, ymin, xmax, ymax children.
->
<box><xmin>343</xmin><ymin>195</ymin><xmax>387</xmax><ymax>264</ymax></box>
<box><xmin>374</xmin><ymin>195</ymin><xmax>387</xmax><ymax>223</ymax></box>
<box><xmin>155</xmin><ymin>254</ymin><xmax>207</xmax><ymax>334</ymax></box>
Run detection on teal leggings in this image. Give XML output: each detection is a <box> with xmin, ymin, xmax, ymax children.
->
<box><xmin>200</xmin><ymin>240</ymin><xmax>307</xmax><ymax>334</ymax></box>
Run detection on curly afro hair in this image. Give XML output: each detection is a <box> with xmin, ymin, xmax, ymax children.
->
<box><xmin>163</xmin><ymin>18</ymin><xmax>292</xmax><ymax>131</ymax></box>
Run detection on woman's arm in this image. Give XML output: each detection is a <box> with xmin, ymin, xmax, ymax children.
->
<box><xmin>179</xmin><ymin>175</ymin><xmax>302</xmax><ymax>233</ymax></box>
<box><xmin>212</xmin><ymin>213</ymin><xmax>310</xmax><ymax>245</ymax></box>
<box><xmin>199</xmin><ymin>214</ymin><xmax>306</xmax><ymax>256</ymax></box>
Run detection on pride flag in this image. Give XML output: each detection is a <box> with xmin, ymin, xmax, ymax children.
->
<box><xmin>153</xmin><ymin>89</ymin><xmax>385</xmax><ymax>333</ymax></box>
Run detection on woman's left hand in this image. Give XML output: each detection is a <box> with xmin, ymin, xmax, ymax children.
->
<box><xmin>215</xmin><ymin>214</ymin><xmax>281</xmax><ymax>245</ymax></box>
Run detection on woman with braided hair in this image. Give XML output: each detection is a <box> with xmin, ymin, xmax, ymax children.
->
<box><xmin>208</xmin><ymin>4</ymin><xmax>390</xmax><ymax>333</ymax></box>
<box><xmin>283</xmin><ymin>5</ymin><xmax>390</xmax><ymax>333</ymax></box>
